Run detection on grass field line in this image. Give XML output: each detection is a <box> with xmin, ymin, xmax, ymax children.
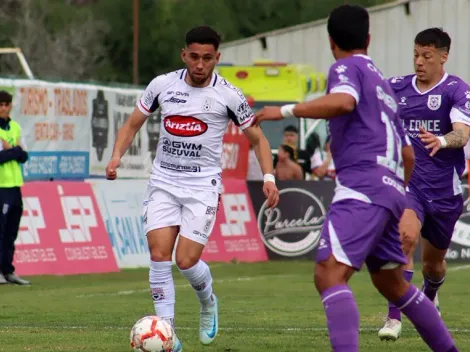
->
<box><xmin>76</xmin><ymin>273</ymin><xmax>302</xmax><ymax>298</ymax></box>
<box><xmin>448</xmin><ymin>264</ymin><xmax>470</xmax><ymax>272</ymax></box>
<box><xmin>0</xmin><ymin>325</ymin><xmax>469</xmax><ymax>333</ymax></box>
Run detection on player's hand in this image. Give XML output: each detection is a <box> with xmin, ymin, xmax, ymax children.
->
<box><xmin>263</xmin><ymin>181</ymin><xmax>279</xmax><ymax>208</ymax></box>
<box><xmin>1</xmin><ymin>139</ymin><xmax>12</xmax><ymax>150</ymax></box>
<box><xmin>254</xmin><ymin>106</ymin><xmax>283</xmax><ymax>126</ymax></box>
<box><xmin>418</xmin><ymin>127</ymin><xmax>441</xmax><ymax>157</ymax></box>
<box><xmin>106</xmin><ymin>156</ymin><xmax>121</xmax><ymax>180</ymax></box>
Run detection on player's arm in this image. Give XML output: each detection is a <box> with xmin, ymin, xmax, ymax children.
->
<box><xmin>255</xmin><ymin>63</ymin><xmax>360</xmax><ymax>124</ymax></box>
<box><xmin>226</xmin><ymin>89</ymin><xmax>279</xmax><ymax>207</ymax></box>
<box><xmin>106</xmin><ymin>76</ymin><xmax>162</xmax><ymax>179</ymax></box>
<box><xmin>110</xmin><ymin>109</ymin><xmax>147</xmax><ymax>160</ymax></box>
<box><xmin>419</xmin><ymin>83</ymin><xmax>470</xmax><ymax>156</ymax></box>
<box><xmin>402</xmin><ymin>145</ymin><xmax>415</xmax><ymax>187</ymax></box>
<box><xmin>396</xmin><ymin>118</ymin><xmax>415</xmax><ymax>186</ymax></box>
<box><xmin>243</xmin><ymin>125</ymin><xmax>274</xmax><ymax>177</ymax></box>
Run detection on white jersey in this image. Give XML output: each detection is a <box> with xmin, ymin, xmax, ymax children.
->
<box><xmin>138</xmin><ymin>69</ymin><xmax>254</xmax><ymax>192</ymax></box>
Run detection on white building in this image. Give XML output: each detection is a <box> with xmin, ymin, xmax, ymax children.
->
<box><xmin>220</xmin><ymin>0</ymin><xmax>470</xmax><ymax>81</ymax></box>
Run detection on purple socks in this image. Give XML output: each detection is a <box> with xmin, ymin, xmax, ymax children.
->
<box><xmin>388</xmin><ymin>269</ymin><xmax>413</xmax><ymax>320</ymax></box>
<box><xmin>321</xmin><ymin>285</ymin><xmax>359</xmax><ymax>352</ymax></box>
<box><xmin>394</xmin><ymin>284</ymin><xmax>457</xmax><ymax>352</ymax></box>
<box><xmin>423</xmin><ymin>276</ymin><xmax>445</xmax><ymax>302</ymax></box>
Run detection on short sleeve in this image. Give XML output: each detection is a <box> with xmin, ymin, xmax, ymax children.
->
<box><xmin>449</xmin><ymin>81</ymin><xmax>470</xmax><ymax>126</ymax></box>
<box><xmin>310</xmin><ymin>149</ymin><xmax>323</xmax><ymax>169</ymax></box>
<box><xmin>327</xmin><ymin>62</ymin><xmax>362</xmax><ymax>104</ymax></box>
<box><xmin>137</xmin><ymin>75</ymin><xmax>166</xmax><ymax>116</ymax></box>
<box><xmin>225</xmin><ymin>86</ymin><xmax>255</xmax><ymax>130</ymax></box>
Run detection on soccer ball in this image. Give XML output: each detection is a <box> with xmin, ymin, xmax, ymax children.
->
<box><xmin>130</xmin><ymin>316</ymin><xmax>175</xmax><ymax>352</ymax></box>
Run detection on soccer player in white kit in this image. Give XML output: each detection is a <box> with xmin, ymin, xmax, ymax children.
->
<box><xmin>106</xmin><ymin>26</ymin><xmax>279</xmax><ymax>351</ymax></box>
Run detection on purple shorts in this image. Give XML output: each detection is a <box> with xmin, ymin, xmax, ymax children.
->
<box><xmin>406</xmin><ymin>189</ymin><xmax>463</xmax><ymax>250</ymax></box>
<box><xmin>315</xmin><ymin>200</ymin><xmax>407</xmax><ymax>272</ymax></box>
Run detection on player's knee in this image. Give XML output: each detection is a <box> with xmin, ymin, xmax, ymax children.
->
<box><xmin>175</xmin><ymin>255</ymin><xmax>199</xmax><ymax>270</ymax></box>
<box><xmin>422</xmin><ymin>258</ymin><xmax>446</xmax><ymax>278</ymax></box>
<box><xmin>150</xmin><ymin>250</ymin><xmax>172</xmax><ymax>262</ymax></box>
<box><xmin>314</xmin><ymin>257</ymin><xmax>352</xmax><ymax>294</ymax></box>
<box><xmin>401</xmin><ymin>232</ymin><xmax>419</xmax><ymax>255</ymax></box>
<box><xmin>370</xmin><ymin>268</ymin><xmax>409</xmax><ymax>302</ymax></box>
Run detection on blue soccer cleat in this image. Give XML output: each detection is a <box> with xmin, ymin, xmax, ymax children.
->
<box><xmin>172</xmin><ymin>335</ymin><xmax>182</xmax><ymax>352</ymax></box>
<box><xmin>199</xmin><ymin>294</ymin><xmax>218</xmax><ymax>345</ymax></box>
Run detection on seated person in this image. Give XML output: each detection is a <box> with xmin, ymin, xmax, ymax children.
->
<box><xmin>274</xmin><ymin>144</ymin><xmax>303</xmax><ymax>181</ymax></box>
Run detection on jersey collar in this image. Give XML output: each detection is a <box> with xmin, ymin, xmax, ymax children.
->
<box><xmin>411</xmin><ymin>72</ymin><xmax>449</xmax><ymax>95</ymax></box>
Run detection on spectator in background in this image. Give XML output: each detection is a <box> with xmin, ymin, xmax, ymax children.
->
<box><xmin>0</xmin><ymin>91</ymin><xmax>30</xmax><ymax>285</ymax></box>
<box><xmin>311</xmin><ymin>137</ymin><xmax>336</xmax><ymax>180</ymax></box>
<box><xmin>274</xmin><ymin>144</ymin><xmax>303</xmax><ymax>180</ymax></box>
<box><xmin>273</xmin><ymin>125</ymin><xmax>311</xmax><ymax>178</ymax></box>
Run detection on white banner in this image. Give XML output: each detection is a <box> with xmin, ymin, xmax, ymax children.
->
<box><xmin>87</xmin><ymin>179</ymin><xmax>150</xmax><ymax>268</ymax></box>
<box><xmin>0</xmin><ymin>78</ymin><xmax>92</xmax><ymax>179</ymax></box>
<box><xmin>88</xmin><ymin>89</ymin><xmax>160</xmax><ymax>178</ymax></box>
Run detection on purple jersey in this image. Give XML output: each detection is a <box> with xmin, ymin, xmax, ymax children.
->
<box><xmin>327</xmin><ymin>55</ymin><xmax>410</xmax><ymax>219</ymax></box>
<box><xmin>388</xmin><ymin>74</ymin><xmax>470</xmax><ymax>200</ymax></box>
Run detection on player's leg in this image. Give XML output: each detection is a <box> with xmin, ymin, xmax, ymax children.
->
<box><xmin>143</xmin><ymin>185</ymin><xmax>181</xmax><ymax>344</ymax></box>
<box><xmin>314</xmin><ymin>200</ymin><xmax>390</xmax><ymax>352</ymax></box>
<box><xmin>420</xmin><ymin>196</ymin><xmax>463</xmax><ymax>310</ymax></box>
<box><xmin>380</xmin><ymin>205</ymin><xmax>423</xmax><ymax>339</ymax></box>
<box><xmin>175</xmin><ymin>190</ymin><xmax>219</xmax><ymax>345</ymax></box>
<box><xmin>369</xmin><ymin>216</ymin><xmax>458</xmax><ymax>351</ymax></box>
<box><xmin>371</xmin><ymin>267</ymin><xmax>458</xmax><ymax>351</ymax></box>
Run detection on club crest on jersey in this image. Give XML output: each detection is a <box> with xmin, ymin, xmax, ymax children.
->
<box><xmin>202</xmin><ymin>98</ymin><xmax>215</xmax><ymax>112</ymax></box>
<box><xmin>427</xmin><ymin>95</ymin><xmax>441</xmax><ymax>111</ymax></box>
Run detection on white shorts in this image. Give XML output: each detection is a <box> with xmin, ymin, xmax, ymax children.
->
<box><xmin>142</xmin><ymin>183</ymin><xmax>220</xmax><ymax>246</ymax></box>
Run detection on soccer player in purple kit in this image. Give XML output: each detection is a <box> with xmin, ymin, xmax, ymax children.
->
<box><xmin>255</xmin><ymin>5</ymin><xmax>459</xmax><ymax>352</ymax></box>
<box><xmin>379</xmin><ymin>28</ymin><xmax>470</xmax><ymax>341</ymax></box>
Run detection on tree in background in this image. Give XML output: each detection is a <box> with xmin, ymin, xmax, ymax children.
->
<box><xmin>0</xmin><ymin>0</ymin><xmax>394</xmax><ymax>84</ymax></box>
<box><xmin>0</xmin><ymin>0</ymin><xmax>109</xmax><ymax>81</ymax></box>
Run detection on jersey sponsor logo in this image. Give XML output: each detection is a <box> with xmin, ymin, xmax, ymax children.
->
<box><xmin>237</xmin><ymin>101</ymin><xmax>253</xmax><ymax>123</ymax></box>
<box><xmin>163</xmin><ymin>96</ymin><xmax>187</xmax><ymax>104</ymax></box>
<box><xmin>166</xmin><ymin>91</ymin><xmax>189</xmax><ymax>97</ymax></box>
<box><xmin>376</xmin><ymin>86</ymin><xmax>398</xmax><ymax>113</ymax></box>
<box><xmin>220</xmin><ymin>78</ymin><xmax>245</xmax><ymax>100</ymax></box>
<box><xmin>257</xmin><ymin>188</ymin><xmax>325</xmax><ymax>257</ymax></box>
<box><xmin>163</xmin><ymin>115</ymin><xmax>208</xmax><ymax>137</ymax></box>
<box><xmin>407</xmin><ymin>119</ymin><xmax>440</xmax><ymax>133</ymax></box>
<box><xmin>427</xmin><ymin>95</ymin><xmax>442</xmax><ymax>111</ymax></box>
<box><xmin>161</xmin><ymin>137</ymin><xmax>202</xmax><ymax>157</ymax></box>
<box><xmin>160</xmin><ymin>161</ymin><xmax>201</xmax><ymax>172</ymax></box>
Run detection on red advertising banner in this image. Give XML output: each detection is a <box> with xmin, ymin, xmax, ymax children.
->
<box><xmin>221</xmin><ymin>121</ymin><xmax>250</xmax><ymax>179</ymax></box>
<box><xmin>202</xmin><ymin>179</ymin><xmax>268</xmax><ymax>262</ymax></box>
<box><xmin>14</xmin><ymin>182</ymin><xmax>119</xmax><ymax>276</ymax></box>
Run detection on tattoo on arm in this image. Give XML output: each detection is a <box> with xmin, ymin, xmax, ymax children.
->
<box><xmin>444</xmin><ymin>128</ymin><xmax>467</xmax><ymax>148</ymax></box>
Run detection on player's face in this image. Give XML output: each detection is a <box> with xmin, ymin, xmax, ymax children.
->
<box><xmin>182</xmin><ymin>43</ymin><xmax>220</xmax><ymax>87</ymax></box>
<box><xmin>413</xmin><ymin>45</ymin><xmax>448</xmax><ymax>83</ymax></box>
<box><xmin>0</xmin><ymin>102</ymin><xmax>12</xmax><ymax>119</ymax></box>
<box><xmin>283</xmin><ymin>131</ymin><xmax>298</xmax><ymax>147</ymax></box>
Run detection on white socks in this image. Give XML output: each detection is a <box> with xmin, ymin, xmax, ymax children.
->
<box><xmin>149</xmin><ymin>261</ymin><xmax>175</xmax><ymax>327</ymax></box>
<box><xmin>179</xmin><ymin>260</ymin><xmax>215</xmax><ymax>307</ymax></box>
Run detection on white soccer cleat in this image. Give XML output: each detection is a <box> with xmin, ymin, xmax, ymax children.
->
<box><xmin>434</xmin><ymin>293</ymin><xmax>441</xmax><ymax>317</ymax></box>
<box><xmin>378</xmin><ymin>318</ymin><xmax>402</xmax><ymax>341</ymax></box>
<box><xmin>199</xmin><ymin>294</ymin><xmax>218</xmax><ymax>345</ymax></box>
